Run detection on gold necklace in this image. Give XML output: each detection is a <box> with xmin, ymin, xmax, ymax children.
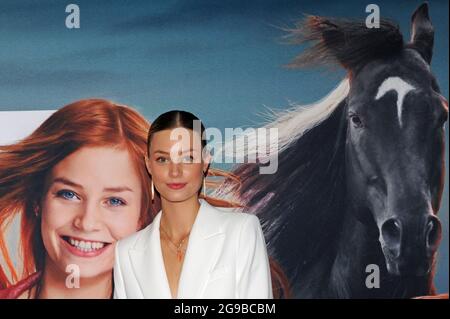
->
<box><xmin>160</xmin><ymin>226</ymin><xmax>190</xmax><ymax>262</ymax></box>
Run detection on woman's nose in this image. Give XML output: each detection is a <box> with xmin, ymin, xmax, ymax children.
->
<box><xmin>73</xmin><ymin>202</ymin><xmax>102</xmax><ymax>232</ymax></box>
<box><xmin>169</xmin><ymin>162</ymin><xmax>182</xmax><ymax>178</ymax></box>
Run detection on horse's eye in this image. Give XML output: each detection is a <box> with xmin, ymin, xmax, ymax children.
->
<box><xmin>349</xmin><ymin>114</ymin><xmax>363</xmax><ymax>128</ymax></box>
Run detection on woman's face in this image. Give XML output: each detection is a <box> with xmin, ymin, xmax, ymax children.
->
<box><xmin>40</xmin><ymin>146</ymin><xmax>142</xmax><ymax>279</ymax></box>
<box><xmin>146</xmin><ymin>128</ymin><xmax>209</xmax><ymax>203</ymax></box>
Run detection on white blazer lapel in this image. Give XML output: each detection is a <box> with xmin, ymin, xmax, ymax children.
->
<box><xmin>177</xmin><ymin>200</ymin><xmax>225</xmax><ymax>298</ymax></box>
<box><xmin>129</xmin><ymin>212</ymin><xmax>172</xmax><ymax>299</ymax></box>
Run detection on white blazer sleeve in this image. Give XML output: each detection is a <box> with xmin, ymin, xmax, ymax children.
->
<box><xmin>113</xmin><ymin>242</ymin><xmax>127</xmax><ymax>299</ymax></box>
<box><xmin>236</xmin><ymin>214</ymin><xmax>273</xmax><ymax>299</ymax></box>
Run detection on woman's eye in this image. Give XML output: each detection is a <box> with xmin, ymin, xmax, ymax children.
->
<box><xmin>156</xmin><ymin>157</ymin><xmax>168</xmax><ymax>163</ymax></box>
<box><xmin>107</xmin><ymin>197</ymin><xmax>126</xmax><ymax>207</ymax></box>
<box><xmin>182</xmin><ymin>155</ymin><xmax>194</xmax><ymax>163</ymax></box>
<box><xmin>56</xmin><ymin>190</ymin><xmax>80</xmax><ymax>201</ymax></box>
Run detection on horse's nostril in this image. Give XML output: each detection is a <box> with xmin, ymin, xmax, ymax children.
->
<box><xmin>381</xmin><ymin>218</ymin><xmax>402</xmax><ymax>254</ymax></box>
<box><xmin>426</xmin><ymin>216</ymin><xmax>442</xmax><ymax>250</ymax></box>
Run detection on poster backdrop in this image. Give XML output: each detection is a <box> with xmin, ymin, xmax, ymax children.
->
<box><xmin>0</xmin><ymin>0</ymin><xmax>448</xmax><ymax>299</ymax></box>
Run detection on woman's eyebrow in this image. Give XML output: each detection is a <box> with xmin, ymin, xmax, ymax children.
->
<box><xmin>154</xmin><ymin>150</ymin><xmax>170</xmax><ymax>155</ymax></box>
<box><xmin>103</xmin><ymin>186</ymin><xmax>133</xmax><ymax>193</ymax></box>
<box><xmin>52</xmin><ymin>177</ymin><xmax>132</xmax><ymax>193</ymax></box>
<box><xmin>52</xmin><ymin>177</ymin><xmax>83</xmax><ymax>189</ymax></box>
<box><xmin>154</xmin><ymin>149</ymin><xmax>195</xmax><ymax>154</ymax></box>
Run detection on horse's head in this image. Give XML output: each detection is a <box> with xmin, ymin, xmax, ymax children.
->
<box><xmin>289</xmin><ymin>3</ymin><xmax>447</xmax><ymax>277</ymax></box>
<box><xmin>344</xmin><ymin>4</ymin><xmax>448</xmax><ymax>276</ymax></box>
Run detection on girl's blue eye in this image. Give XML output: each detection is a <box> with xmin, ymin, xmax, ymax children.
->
<box><xmin>108</xmin><ymin>197</ymin><xmax>126</xmax><ymax>207</ymax></box>
<box><xmin>56</xmin><ymin>190</ymin><xmax>79</xmax><ymax>201</ymax></box>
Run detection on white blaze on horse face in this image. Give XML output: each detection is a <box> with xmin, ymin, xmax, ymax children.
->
<box><xmin>375</xmin><ymin>76</ymin><xmax>416</xmax><ymax>127</ymax></box>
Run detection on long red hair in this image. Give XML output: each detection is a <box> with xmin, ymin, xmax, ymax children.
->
<box><xmin>0</xmin><ymin>99</ymin><xmax>160</xmax><ymax>288</ymax></box>
<box><xmin>0</xmin><ymin>99</ymin><xmax>288</xmax><ymax>298</ymax></box>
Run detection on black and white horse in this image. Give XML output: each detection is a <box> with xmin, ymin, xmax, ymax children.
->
<box><xmin>214</xmin><ymin>3</ymin><xmax>448</xmax><ymax>298</ymax></box>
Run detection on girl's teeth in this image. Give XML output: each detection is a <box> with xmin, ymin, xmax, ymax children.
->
<box><xmin>66</xmin><ymin>238</ymin><xmax>105</xmax><ymax>251</ymax></box>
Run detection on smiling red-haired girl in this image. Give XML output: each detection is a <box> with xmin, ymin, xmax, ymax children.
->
<box><xmin>0</xmin><ymin>99</ymin><xmax>158</xmax><ymax>298</ymax></box>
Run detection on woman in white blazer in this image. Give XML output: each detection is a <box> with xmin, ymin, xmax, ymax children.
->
<box><xmin>113</xmin><ymin>110</ymin><xmax>273</xmax><ymax>299</ymax></box>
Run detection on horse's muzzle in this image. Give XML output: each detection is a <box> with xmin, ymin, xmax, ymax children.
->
<box><xmin>380</xmin><ymin>214</ymin><xmax>442</xmax><ymax>276</ymax></box>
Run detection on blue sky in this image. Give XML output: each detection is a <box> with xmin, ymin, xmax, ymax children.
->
<box><xmin>0</xmin><ymin>0</ymin><xmax>448</xmax><ymax>292</ymax></box>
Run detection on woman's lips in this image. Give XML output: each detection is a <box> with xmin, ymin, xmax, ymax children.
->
<box><xmin>167</xmin><ymin>183</ymin><xmax>187</xmax><ymax>190</ymax></box>
<box><xmin>60</xmin><ymin>235</ymin><xmax>112</xmax><ymax>258</ymax></box>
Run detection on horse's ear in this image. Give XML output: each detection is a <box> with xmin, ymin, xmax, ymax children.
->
<box><xmin>410</xmin><ymin>2</ymin><xmax>434</xmax><ymax>64</ymax></box>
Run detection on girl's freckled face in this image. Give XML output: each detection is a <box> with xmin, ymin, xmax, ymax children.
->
<box><xmin>40</xmin><ymin>146</ymin><xmax>142</xmax><ymax>279</ymax></box>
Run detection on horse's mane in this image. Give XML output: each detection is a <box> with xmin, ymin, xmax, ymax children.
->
<box><xmin>213</xmin><ymin>79</ymin><xmax>350</xmax><ymax>290</ymax></box>
<box><xmin>286</xmin><ymin>15</ymin><xmax>404</xmax><ymax>71</ymax></box>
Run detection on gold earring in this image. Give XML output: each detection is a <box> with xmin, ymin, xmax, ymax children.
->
<box><xmin>151</xmin><ymin>180</ymin><xmax>155</xmax><ymax>202</ymax></box>
<box><xmin>203</xmin><ymin>175</ymin><xmax>206</xmax><ymax>197</ymax></box>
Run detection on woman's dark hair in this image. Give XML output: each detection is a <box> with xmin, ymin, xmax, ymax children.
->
<box><xmin>147</xmin><ymin>110</ymin><xmax>207</xmax><ymax>156</ymax></box>
<box><xmin>146</xmin><ymin>110</ymin><xmax>292</xmax><ymax>298</ymax></box>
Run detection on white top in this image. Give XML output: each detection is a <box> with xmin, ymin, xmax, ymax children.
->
<box><xmin>113</xmin><ymin>199</ymin><xmax>273</xmax><ymax>299</ymax></box>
